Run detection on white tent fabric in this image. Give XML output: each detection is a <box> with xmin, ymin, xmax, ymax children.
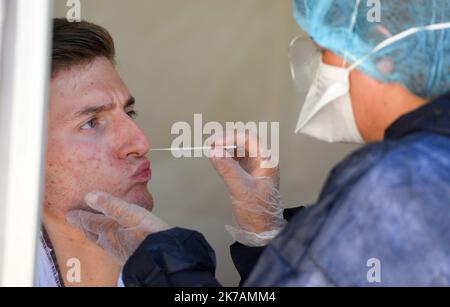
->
<box><xmin>0</xmin><ymin>0</ymin><xmax>51</xmax><ymax>286</ymax></box>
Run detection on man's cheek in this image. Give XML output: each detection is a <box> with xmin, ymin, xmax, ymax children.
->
<box><xmin>46</xmin><ymin>155</ymin><xmax>101</xmax><ymax>199</ymax></box>
<box><xmin>46</xmin><ymin>141</ymin><xmax>131</xmax><ymax>204</ymax></box>
<box><xmin>79</xmin><ymin>158</ymin><xmax>130</xmax><ymax>195</ymax></box>
<box><xmin>44</xmin><ymin>163</ymin><xmax>86</xmax><ymax>213</ymax></box>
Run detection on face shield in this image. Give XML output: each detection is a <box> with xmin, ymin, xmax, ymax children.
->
<box><xmin>288</xmin><ymin>36</ymin><xmax>321</xmax><ymax>96</ymax></box>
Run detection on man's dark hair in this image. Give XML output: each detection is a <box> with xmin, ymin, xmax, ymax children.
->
<box><xmin>51</xmin><ymin>18</ymin><xmax>116</xmax><ymax>77</ymax></box>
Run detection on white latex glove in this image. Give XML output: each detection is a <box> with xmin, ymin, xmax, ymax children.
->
<box><xmin>208</xmin><ymin>131</ymin><xmax>287</xmax><ymax>247</ymax></box>
<box><xmin>66</xmin><ymin>191</ymin><xmax>171</xmax><ymax>265</ymax></box>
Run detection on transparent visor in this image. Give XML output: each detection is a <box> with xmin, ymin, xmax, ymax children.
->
<box><xmin>288</xmin><ymin>36</ymin><xmax>322</xmax><ymax>94</ymax></box>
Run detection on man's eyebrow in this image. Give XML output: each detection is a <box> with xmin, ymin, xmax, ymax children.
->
<box><xmin>125</xmin><ymin>96</ymin><xmax>135</xmax><ymax>108</ymax></box>
<box><xmin>72</xmin><ymin>102</ymin><xmax>116</xmax><ymax>119</ymax></box>
<box><xmin>72</xmin><ymin>96</ymin><xmax>135</xmax><ymax>120</ymax></box>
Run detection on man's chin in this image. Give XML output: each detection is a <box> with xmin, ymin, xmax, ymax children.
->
<box><xmin>125</xmin><ymin>184</ymin><xmax>154</xmax><ymax>211</ymax></box>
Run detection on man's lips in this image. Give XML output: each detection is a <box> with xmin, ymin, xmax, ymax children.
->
<box><xmin>131</xmin><ymin>160</ymin><xmax>152</xmax><ymax>182</ymax></box>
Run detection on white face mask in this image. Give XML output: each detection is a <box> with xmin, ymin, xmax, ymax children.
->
<box><xmin>295</xmin><ymin>59</ymin><xmax>364</xmax><ymax>144</ymax></box>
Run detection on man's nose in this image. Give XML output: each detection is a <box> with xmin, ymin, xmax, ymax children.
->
<box><xmin>115</xmin><ymin>115</ymin><xmax>150</xmax><ymax>159</ymax></box>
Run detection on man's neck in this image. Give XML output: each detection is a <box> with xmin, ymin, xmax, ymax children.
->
<box><xmin>43</xmin><ymin>209</ymin><xmax>121</xmax><ymax>287</ymax></box>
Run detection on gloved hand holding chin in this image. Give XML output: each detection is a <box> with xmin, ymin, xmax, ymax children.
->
<box><xmin>66</xmin><ymin>191</ymin><xmax>171</xmax><ymax>265</ymax></box>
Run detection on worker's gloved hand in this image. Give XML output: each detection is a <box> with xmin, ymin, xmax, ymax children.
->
<box><xmin>208</xmin><ymin>131</ymin><xmax>287</xmax><ymax>247</ymax></box>
<box><xmin>66</xmin><ymin>192</ymin><xmax>171</xmax><ymax>265</ymax></box>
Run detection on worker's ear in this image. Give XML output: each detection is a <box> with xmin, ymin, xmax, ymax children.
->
<box><xmin>376</xmin><ymin>57</ymin><xmax>395</xmax><ymax>75</ymax></box>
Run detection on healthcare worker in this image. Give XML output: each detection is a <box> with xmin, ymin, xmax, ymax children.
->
<box><xmin>67</xmin><ymin>0</ymin><xmax>450</xmax><ymax>286</ymax></box>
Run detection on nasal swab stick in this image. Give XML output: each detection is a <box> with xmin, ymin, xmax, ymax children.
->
<box><xmin>150</xmin><ymin>145</ymin><xmax>239</xmax><ymax>152</ymax></box>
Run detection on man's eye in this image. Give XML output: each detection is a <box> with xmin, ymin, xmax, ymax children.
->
<box><xmin>81</xmin><ymin>118</ymin><xmax>98</xmax><ymax>130</ymax></box>
<box><xmin>127</xmin><ymin>110</ymin><xmax>137</xmax><ymax>119</ymax></box>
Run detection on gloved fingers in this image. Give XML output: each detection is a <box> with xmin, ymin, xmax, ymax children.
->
<box><xmin>210</xmin><ymin>151</ymin><xmax>250</xmax><ymax>182</ymax></box>
<box><xmin>208</xmin><ymin>130</ymin><xmax>265</xmax><ymax>159</ymax></box>
<box><xmin>205</xmin><ymin>130</ymin><xmax>254</xmax><ymax>162</ymax></box>
<box><xmin>211</xmin><ymin>159</ymin><xmax>269</xmax><ymax>202</ymax></box>
<box><xmin>66</xmin><ymin>210</ymin><xmax>100</xmax><ymax>243</ymax></box>
<box><xmin>138</xmin><ymin>212</ymin><xmax>171</xmax><ymax>233</ymax></box>
<box><xmin>84</xmin><ymin>191</ymin><xmax>148</xmax><ymax>228</ymax></box>
<box><xmin>84</xmin><ymin>230</ymin><xmax>100</xmax><ymax>244</ymax></box>
<box><xmin>207</xmin><ymin>130</ymin><xmax>277</xmax><ymax>176</ymax></box>
<box><xmin>66</xmin><ymin>210</ymin><xmax>118</xmax><ymax>245</ymax></box>
<box><xmin>98</xmin><ymin>228</ymin><xmax>145</xmax><ymax>265</ymax></box>
<box><xmin>68</xmin><ymin>210</ymin><xmax>131</xmax><ymax>263</ymax></box>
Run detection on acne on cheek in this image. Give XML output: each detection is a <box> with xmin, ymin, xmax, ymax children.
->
<box><xmin>47</xmin><ymin>150</ymin><xmax>100</xmax><ymax>186</ymax></box>
<box><xmin>45</xmin><ymin>135</ymin><xmax>127</xmax><ymax>213</ymax></box>
<box><xmin>48</xmin><ymin>140</ymin><xmax>131</xmax><ymax>198</ymax></box>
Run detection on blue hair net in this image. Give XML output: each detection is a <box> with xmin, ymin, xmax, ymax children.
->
<box><xmin>293</xmin><ymin>0</ymin><xmax>450</xmax><ymax>99</ymax></box>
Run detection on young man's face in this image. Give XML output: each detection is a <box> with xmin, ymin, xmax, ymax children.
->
<box><xmin>45</xmin><ymin>57</ymin><xmax>153</xmax><ymax>215</ymax></box>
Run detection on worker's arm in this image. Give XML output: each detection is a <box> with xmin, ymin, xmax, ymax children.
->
<box><xmin>122</xmin><ymin>228</ymin><xmax>221</xmax><ymax>287</ymax></box>
<box><xmin>229</xmin><ymin>206</ymin><xmax>304</xmax><ymax>285</ymax></box>
<box><xmin>122</xmin><ymin>207</ymin><xmax>303</xmax><ymax>287</ymax></box>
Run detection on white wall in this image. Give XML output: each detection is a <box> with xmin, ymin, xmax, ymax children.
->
<box><xmin>53</xmin><ymin>0</ymin><xmax>357</xmax><ymax>286</ymax></box>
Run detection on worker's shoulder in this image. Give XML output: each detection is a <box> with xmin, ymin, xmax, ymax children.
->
<box><xmin>313</xmin><ymin>133</ymin><xmax>450</xmax><ymax>286</ymax></box>
<box><xmin>335</xmin><ymin>131</ymin><xmax>450</xmax><ymax>209</ymax></box>
<box><xmin>361</xmin><ymin>132</ymin><xmax>449</xmax><ymax>182</ymax></box>
<box><xmin>337</xmin><ymin>131</ymin><xmax>450</xmax><ymax>182</ymax></box>
<box><xmin>293</xmin><ymin>131</ymin><xmax>450</xmax><ymax>232</ymax></box>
